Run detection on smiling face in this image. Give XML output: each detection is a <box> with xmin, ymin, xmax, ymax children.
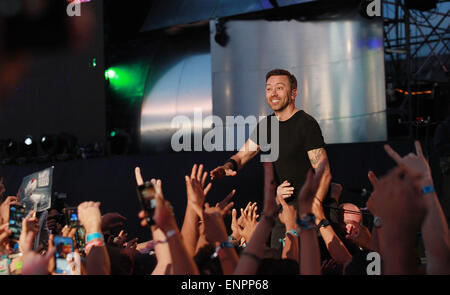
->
<box><xmin>265</xmin><ymin>75</ymin><xmax>296</xmax><ymax>112</ymax></box>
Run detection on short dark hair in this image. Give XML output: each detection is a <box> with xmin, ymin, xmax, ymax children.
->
<box><xmin>266</xmin><ymin>69</ymin><xmax>297</xmax><ymax>90</ymax></box>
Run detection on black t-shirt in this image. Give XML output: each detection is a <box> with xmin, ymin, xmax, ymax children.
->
<box><xmin>251</xmin><ymin>110</ymin><xmax>325</xmax><ymax>203</ymax></box>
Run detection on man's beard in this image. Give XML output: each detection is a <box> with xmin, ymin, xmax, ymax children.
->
<box><xmin>271</xmin><ymin>97</ymin><xmax>291</xmax><ymax>112</ymax></box>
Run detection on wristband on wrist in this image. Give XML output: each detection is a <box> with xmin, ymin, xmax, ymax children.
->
<box><xmin>86</xmin><ymin>232</ymin><xmax>104</xmax><ymax>243</ymax></box>
<box><xmin>297</xmin><ymin>213</ymin><xmax>316</xmax><ymax>233</ymax></box>
<box><xmin>211</xmin><ymin>241</ymin><xmax>235</xmax><ymax>258</ymax></box>
<box><xmin>286</xmin><ymin>229</ymin><xmax>299</xmax><ymax>237</ymax></box>
<box><xmin>85</xmin><ymin>240</ymin><xmax>105</xmax><ymax>253</ymax></box>
<box><xmin>317</xmin><ymin>219</ymin><xmax>331</xmax><ymax>231</ymax></box>
<box><xmin>228</xmin><ymin>236</ymin><xmax>239</xmax><ymax>243</ymax></box>
<box><xmin>161</xmin><ymin>229</ymin><xmax>179</xmax><ymax>243</ymax></box>
<box><xmin>225</xmin><ymin>158</ymin><xmax>238</xmax><ymax>171</ymax></box>
<box><xmin>422</xmin><ymin>185</ymin><xmax>434</xmax><ymax>194</ymax></box>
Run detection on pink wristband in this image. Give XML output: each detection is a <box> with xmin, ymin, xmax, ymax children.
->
<box><xmin>85</xmin><ymin>240</ymin><xmax>105</xmax><ymax>253</ymax></box>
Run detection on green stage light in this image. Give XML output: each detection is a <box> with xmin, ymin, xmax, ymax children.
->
<box><xmin>92</xmin><ymin>58</ymin><xmax>97</xmax><ymax>68</ymax></box>
<box><xmin>110</xmin><ymin>131</ymin><xmax>116</xmax><ymax>137</ymax></box>
<box><xmin>106</xmin><ymin>63</ymin><xmax>148</xmax><ymax>104</ymax></box>
<box><xmin>105</xmin><ymin>68</ymin><xmax>117</xmax><ymax>80</ymax></box>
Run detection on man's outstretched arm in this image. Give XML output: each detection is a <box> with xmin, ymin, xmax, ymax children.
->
<box><xmin>210</xmin><ymin>139</ymin><xmax>260</xmax><ymax>180</ymax></box>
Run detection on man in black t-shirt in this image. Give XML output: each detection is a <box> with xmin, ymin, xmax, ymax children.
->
<box><xmin>210</xmin><ymin>69</ymin><xmax>332</xmax><ymax>251</ymax></box>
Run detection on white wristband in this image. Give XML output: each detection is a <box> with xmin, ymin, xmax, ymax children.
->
<box><xmin>161</xmin><ymin>229</ymin><xmax>178</xmax><ymax>243</ymax></box>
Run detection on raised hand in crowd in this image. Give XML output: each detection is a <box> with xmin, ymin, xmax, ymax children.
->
<box><xmin>230</xmin><ymin>208</ymin><xmax>242</xmax><ymax>246</ymax></box>
<box><xmin>77</xmin><ymin>201</ymin><xmax>110</xmax><ymax>275</ymax></box>
<box><xmin>367</xmin><ymin>170</ymin><xmax>381</xmax><ymax>253</ymax></box>
<box><xmin>337</xmin><ymin>203</ymin><xmax>371</xmax><ymax>250</ymax></box>
<box><xmin>277</xmin><ymin>196</ymin><xmax>298</xmax><ymax>262</ymax></box>
<box><xmin>18</xmin><ymin>210</ymin><xmax>39</xmax><ymax>253</ymax></box>
<box><xmin>111</xmin><ymin>229</ymin><xmax>128</xmax><ymax>247</ymax></box>
<box><xmin>367</xmin><ymin>166</ymin><xmax>426</xmax><ymax>274</ymax></box>
<box><xmin>136</xmin><ymin>167</ymin><xmax>199</xmax><ymax>275</ymax></box>
<box><xmin>383</xmin><ymin>141</ymin><xmax>450</xmax><ymax>274</ymax></box>
<box><xmin>234</xmin><ymin>162</ymin><xmax>278</xmax><ymax>275</ymax></box>
<box><xmin>182</xmin><ymin>164</ymin><xmax>212</xmax><ymax>257</ymax></box>
<box><xmin>0</xmin><ymin>196</ymin><xmax>19</xmax><ymax>225</ymax></box>
<box><xmin>194</xmin><ymin>194</ymin><xmax>234</xmax><ymax>254</ymax></box>
<box><xmin>0</xmin><ymin>223</ymin><xmax>11</xmax><ymax>255</ymax></box>
<box><xmin>215</xmin><ymin>189</ymin><xmax>235</xmax><ymax>213</ymax></box>
<box><xmin>236</xmin><ymin>202</ymin><xmax>259</xmax><ymax>245</ymax></box>
<box><xmin>192</xmin><ymin>202</ymin><xmax>239</xmax><ymax>275</ymax></box>
<box><xmin>134</xmin><ymin>167</ymin><xmax>172</xmax><ymax>275</ymax></box>
<box><xmin>298</xmin><ymin>162</ymin><xmax>326</xmax><ymax>275</ymax></box>
<box><xmin>21</xmin><ymin>231</ymin><xmax>55</xmax><ymax>275</ymax></box>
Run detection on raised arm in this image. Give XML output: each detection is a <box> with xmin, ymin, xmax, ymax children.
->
<box><xmin>210</xmin><ymin>139</ymin><xmax>260</xmax><ymax>180</ymax></box>
<box><xmin>307</xmin><ymin>148</ymin><xmax>332</xmax><ymax>203</ymax></box>
<box><xmin>367</xmin><ymin>166</ymin><xmax>426</xmax><ymax>275</ymax></box>
<box><xmin>181</xmin><ymin>164</ymin><xmax>211</xmax><ymax>257</ymax></box>
<box><xmin>277</xmin><ymin>196</ymin><xmax>299</xmax><ymax>262</ymax></box>
<box><xmin>78</xmin><ymin>201</ymin><xmax>111</xmax><ymax>275</ymax></box>
<box><xmin>134</xmin><ymin>167</ymin><xmax>172</xmax><ymax>274</ymax></box>
<box><xmin>384</xmin><ymin>141</ymin><xmax>450</xmax><ymax>274</ymax></box>
<box><xmin>234</xmin><ymin>162</ymin><xmax>277</xmax><ymax>275</ymax></box>
<box><xmin>298</xmin><ymin>163</ymin><xmax>326</xmax><ymax>275</ymax></box>
<box><xmin>135</xmin><ymin>171</ymin><xmax>199</xmax><ymax>275</ymax></box>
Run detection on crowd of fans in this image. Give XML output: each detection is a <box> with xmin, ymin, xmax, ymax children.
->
<box><xmin>0</xmin><ymin>141</ymin><xmax>448</xmax><ymax>275</ymax></box>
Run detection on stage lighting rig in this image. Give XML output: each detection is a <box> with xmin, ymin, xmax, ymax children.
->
<box><xmin>1</xmin><ymin>139</ymin><xmax>19</xmax><ymax>165</ymax></box>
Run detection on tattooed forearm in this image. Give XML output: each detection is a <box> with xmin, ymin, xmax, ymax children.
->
<box><xmin>307</xmin><ymin>148</ymin><xmax>327</xmax><ymax>169</ymax></box>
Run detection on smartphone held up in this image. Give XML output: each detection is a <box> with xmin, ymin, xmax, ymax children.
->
<box><xmin>137</xmin><ymin>181</ymin><xmax>157</xmax><ymax>225</ymax></box>
<box><xmin>54</xmin><ymin>235</ymin><xmax>77</xmax><ymax>275</ymax></box>
<box><xmin>8</xmin><ymin>204</ymin><xmax>26</xmax><ymax>242</ymax></box>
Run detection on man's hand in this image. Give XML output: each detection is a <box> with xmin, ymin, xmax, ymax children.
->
<box><xmin>185</xmin><ymin>164</ymin><xmax>211</xmax><ymax>210</ymax></box>
<box><xmin>230</xmin><ymin>208</ymin><xmax>241</xmax><ymax>242</ymax></box>
<box><xmin>384</xmin><ymin>141</ymin><xmax>433</xmax><ymax>190</ymax></box>
<box><xmin>0</xmin><ymin>196</ymin><xmax>19</xmax><ymax>224</ymax></box>
<box><xmin>345</xmin><ymin>222</ymin><xmax>371</xmax><ymax>250</ymax></box>
<box><xmin>277</xmin><ymin>196</ymin><xmax>297</xmax><ymax>231</ymax></box>
<box><xmin>366</xmin><ymin>167</ymin><xmax>426</xmax><ymax>235</ymax></box>
<box><xmin>21</xmin><ymin>231</ymin><xmax>55</xmax><ymax>275</ymax></box>
<box><xmin>201</xmin><ymin>204</ymin><xmax>229</xmax><ymax>245</ymax></box>
<box><xmin>237</xmin><ymin>202</ymin><xmax>259</xmax><ymax>243</ymax></box>
<box><xmin>210</xmin><ymin>165</ymin><xmax>237</xmax><ymax>180</ymax></box>
<box><xmin>18</xmin><ymin>211</ymin><xmax>39</xmax><ymax>252</ymax></box>
<box><xmin>215</xmin><ymin>189</ymin><xmax>236</xmax><ymax>214</ymax></box>
<box><xmin>276</xmin><ymin>181</ymin><xmax>294</xmax><ymax>202</ymax></box>
<box><xmin>77</xmin><ymin>202</ymin><xmax>102</xmax><ymax>235</ymax></box>
<box><xmin>0</xmin><ymin>223</ymin><xmax>11</xmax><ymax>254</ymax></box>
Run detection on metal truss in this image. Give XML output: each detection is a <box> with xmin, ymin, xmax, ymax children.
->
<box><xmin>382</xmin><ymin>0</ymin><xmax>449</xmax><ymax>140</ymax></box>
